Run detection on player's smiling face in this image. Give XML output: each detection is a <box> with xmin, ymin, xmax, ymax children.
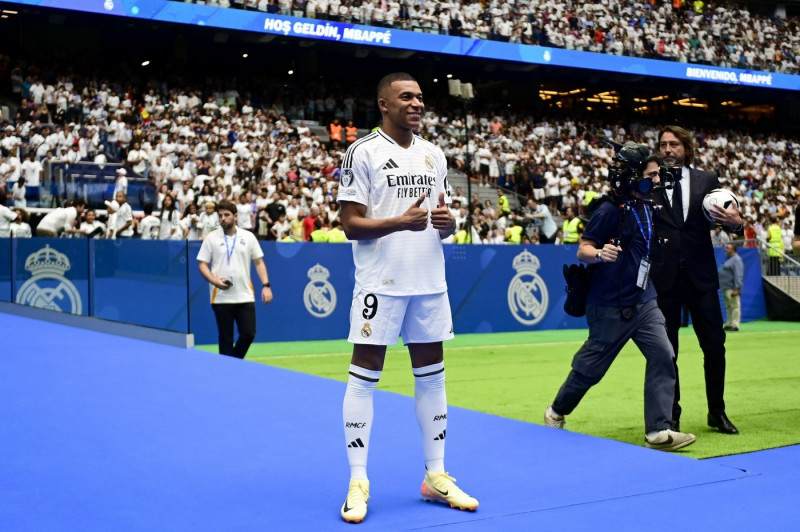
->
<box><xmin>381</xmin><ymin>80</ymin><xmax>424</xmax><ymax>131</ymax></box>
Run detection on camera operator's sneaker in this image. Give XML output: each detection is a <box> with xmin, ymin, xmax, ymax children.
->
<box><xmin>420</xmin><ymin>471</ymin><xmax>478</xmax><ymax>511</ymax></box>
<box><xmin>544</xmin><ymin>405</ymin><xmax>566</xmax><ymax>429</ymax></box>
<box><xmin>645</xmin><ymin>429</ymin><xmax>696</xmax><ymax>452</ymax></box>
<box><xmin>341</xmin><ymin>478</ymin><xmax>369</xmax><ymax>523</ymax></box>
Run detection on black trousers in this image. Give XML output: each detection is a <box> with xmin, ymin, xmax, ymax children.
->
<box><xmin>767</xmin><ymin>256</ymin><xmax>781</xmax><ymax>275</ymax></box>
<box><xmin>211</xmin><ymin>303</ymin><xmax>256</xmax><ymax>359</ymax></box>
<box><xmin>657</xmin><ymin>269</ymin><xmax>727</xmax><ymax>421</ymax></box>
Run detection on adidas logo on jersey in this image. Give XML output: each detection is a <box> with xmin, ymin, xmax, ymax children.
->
<box><xmin>382</xmin><ymin>158</ymin><xmax>399</xmax><ymax>170</ymax></box>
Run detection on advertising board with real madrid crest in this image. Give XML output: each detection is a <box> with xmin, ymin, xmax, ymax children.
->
<box><xmin>0</xmin><ymin>240</ymin><xmax>766</xmax><ymax>344</ymax></box>
<box><xmin>13</xmin><ymin>240</ymin><xmax>90</xmax><ymax>316</ymax></box>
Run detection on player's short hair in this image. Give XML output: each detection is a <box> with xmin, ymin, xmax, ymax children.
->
<box><xmin>377</xmin><ymin>72</ymin><xmax>418</xmax><ymax>102</ymax></box>
<box><xmin>658</xmin><ymin>125</ymin><xmax>695</xmax><ymax>166</ymax></box>
<box><xmin>217</xmin><ymin>200</ymin><xmax>237</xmax><ymax>215</ymax></box>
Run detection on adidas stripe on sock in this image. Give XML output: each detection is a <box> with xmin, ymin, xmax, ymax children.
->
<box><xmin>413</xmin><ymin>362</ymin><xmax>447</xmax><ymax>473</ymax></box>
<box><xmin>343</xmin><ymin>364</ymin><xmax>381</xmax><ymax>480</ymax></box>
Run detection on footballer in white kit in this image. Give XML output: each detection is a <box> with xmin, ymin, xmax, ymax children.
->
<box><xmin>336</xmin><ymin>73</ymin><xmax>477</xmax><ymax>525</ymax></box>
<box><xmin>339</xmin><ymin>128</ymin><xmax>454</xmax><ymax>344</ymax></box>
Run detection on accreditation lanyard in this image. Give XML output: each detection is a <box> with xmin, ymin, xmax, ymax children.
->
<box><xmin>628</xmin><ymin>202</ymin><xmax>653</xmax><ymax>290</ymax></box>
<box><xmin>627</xmin><ymin>202</ymin><xmax>652</xmax><ymax>258</ymax></box>
<box><xmin>223</xmin><ymin>232</ymin><xmax>237</xmax><ymax>266</ymax></box>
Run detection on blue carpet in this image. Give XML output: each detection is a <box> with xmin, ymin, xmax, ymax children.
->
<box><xmin>0</xmin><ymin>312</ymin><xmax>794</xmax><ymax>531</ymax></box>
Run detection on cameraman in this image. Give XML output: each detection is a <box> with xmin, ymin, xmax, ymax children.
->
<box><xmin>544</xmin><ymin>151</ymin><xmax>696</xmax><ymax>452</ymax></box>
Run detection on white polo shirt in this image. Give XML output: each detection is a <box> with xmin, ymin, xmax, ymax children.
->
<box><xmin>338</xmin><ymin>130</ymin><xmax>451</xmax><ymax>296</ymax></box>
<box><xmin>197</xmin><ymin>227</ymin><xmax>264</xmax><ymax>304</ymax></box>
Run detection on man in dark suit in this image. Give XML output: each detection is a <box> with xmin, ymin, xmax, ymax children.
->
<box><xmin>651</xmin><ymin>126</ymin><xmax>744</xmax><ymax>435</ymax></box>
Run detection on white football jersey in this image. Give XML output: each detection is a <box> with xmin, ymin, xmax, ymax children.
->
<box><xmin>338</xmin><ymin>130</ymin><xmax>452</xmax><ymax>296</ymax></box>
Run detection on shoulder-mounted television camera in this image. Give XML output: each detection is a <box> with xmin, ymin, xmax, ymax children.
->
<box><xmin>605</xmin><ymin>140</ymin><xmax>680</xmax><ymax>198</ymax></box>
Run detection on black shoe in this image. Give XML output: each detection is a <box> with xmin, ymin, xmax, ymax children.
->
<box><xmin>669</xmin><ymin>419</ymin><xmax>680</xmax><ymax>432</ymax></box>
<box><xmin>708</xmin><ymin>412</ymin><xmax>739</xmax><ymax>434</ymax></box>
<box><xmin>723</xmin><ymin>325</ymin><xmax>739</xmax><ymax>331</ymax></box>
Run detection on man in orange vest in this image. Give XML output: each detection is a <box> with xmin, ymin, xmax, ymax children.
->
<box><xmin>329</xmin><ymin>118</ymin><xmax>343</xmax><ymax>147</ymax></box>
<box><xmin>345</xmin><ymin>119</ymin><xmax>358</xmax><ymax>145</ymax></box>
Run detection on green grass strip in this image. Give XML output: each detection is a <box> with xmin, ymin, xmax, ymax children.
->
<box><xmin>198</xmin><ymin>320</ymin><xmax>800</xmax><ymax>459</ymax></box>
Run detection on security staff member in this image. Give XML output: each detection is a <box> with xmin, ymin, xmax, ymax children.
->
<box><xmin>505</xmin><ymin>219</ymin><xmax>523</xmax><ymax>244</ymax></box>
<box><xmin>310</xmin><ymin>219</ymin><xmax>329</xmax><ymax>242</ymax></box>
<box><xmin>345</xmin><ymin>120</ymin><xmax>358</xmax><ymax>145</ymax></box>
<box><xmin>497</xmin><ymin>188</ymin><xmax>511</xmax><ymax>218</ymax></box>
<box><xmin>766</xmin><ymin>214</ymin><xmax>783</xmax><ymax>275</ymax></box>
<box><xmin>329</xmin><ymin>118</ymin><xmax>343</xmax><ymax>146</ymax></box>
<box><xmin>562</xmin><ymin>206</ymin><xmax>582</xmax><ymax>243</ymax></box>
<box><xmin>327</xmin><ymin>220</ymin><xmax>348</xmax><ymax>242</ymax></box>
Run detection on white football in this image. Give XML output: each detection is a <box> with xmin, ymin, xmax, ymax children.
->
<box><xmin>701</xmin><ymin>188</ymin><xmax>739</xmax><ymax>222</ymax></box>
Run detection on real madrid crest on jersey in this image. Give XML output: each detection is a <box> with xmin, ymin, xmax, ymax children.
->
<box><xmin>424</xmin><ymin>155</ymin><xmax>434</xmax><ymax>170</ymax></box>
<box><xmin>16</xmin><ymin>245</ymin><xmax>82</xmax><ymax>314</ymax></box>
<box><xmin>340</xmin><ymin>168</ymin><xmax>354</xmax><ymax>187</ymax></box>
<box><xmin>303</xmin><ymin>263</ymin><xmax>337</xmax><ymax>318</ymax></box>
<box><xmin>507</xmin><ymin>250</ymin><xmax>548</xmax><ymax>326</ymax></box>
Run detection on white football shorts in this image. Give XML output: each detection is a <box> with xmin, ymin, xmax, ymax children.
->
<box><xmin>347</xmin><ymin>289</ymin><xmax>455</xmax><ymax>346</ymax></box>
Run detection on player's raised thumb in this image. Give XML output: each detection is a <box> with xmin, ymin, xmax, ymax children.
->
<box><xmin>438</xmin><ymin>191</ymin><xmax>446</xmax><ymax>207</ymax></box>
<box><xmin>413</xmin><ymin>194</ymin><xmax>426</xmax><ymax>208</ymax></box>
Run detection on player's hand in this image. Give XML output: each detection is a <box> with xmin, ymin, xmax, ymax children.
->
<box><xmin>600</xmin><ymin>243</ymin><xmax>623</xmax><ymax>263</ymax></box>
<box><xmin>402</xmin><ymin>194</ymin><xmax>430</xmax><ymax>231</ymax></box>
<box><xmin>431</xmin><ymin>191</ymin><xmax>455</xmax><ymax>232</ymax></box>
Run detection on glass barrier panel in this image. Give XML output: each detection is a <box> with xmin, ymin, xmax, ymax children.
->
<box><xmin>93</xmin><ymin>239</ymin><xmax>189</xmax><ymax>332</ymax></box>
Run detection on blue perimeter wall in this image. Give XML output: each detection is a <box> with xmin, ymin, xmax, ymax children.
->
<box><xmin>0</xmin><ymin>239</ymin><xmax>766</xmax><ymax>345</ymax></box>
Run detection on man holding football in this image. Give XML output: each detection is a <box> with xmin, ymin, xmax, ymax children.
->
<box><xmin>651</xmin><ymin>125</ymin><xmax>744</xmax><ymax>435</ymax></box>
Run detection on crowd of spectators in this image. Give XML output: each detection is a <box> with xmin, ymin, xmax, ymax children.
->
<box><xmin>173</xmin><ymin>0</ymin><xmax>800</xmax><ymax>74</ymax></box>
<box><xmin>1</xmin><ymin>62</ymin><xmax>797</xmax><ymax>254</ymax></box>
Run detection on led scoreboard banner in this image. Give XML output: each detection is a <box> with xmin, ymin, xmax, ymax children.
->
<box><xmin>6</xmin><ymin>0</ymin><xmax>799</xmax><ymax>91</ymax></box>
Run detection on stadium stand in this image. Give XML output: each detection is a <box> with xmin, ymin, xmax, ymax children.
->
<box><xmin>0</xmin><ymin>2</ymin><xmax>796</xmax><ymax>253</ymax></box>
<box><xmin>171</xmin><ymin>0</ymin><xmax>800</xmax><ymax>73</ymax></box>
<box><xmin>2</xmin><ymin>59</ymin><xmax>798</xmax><ymax>248</ymax></box>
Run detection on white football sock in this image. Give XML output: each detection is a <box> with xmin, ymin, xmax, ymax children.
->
<box><xmin>343</xmin><ymin>364</ymin><xmax>381</xmax><ymax>480</ymax></box>
<box><xmin>413</xmin><ymin>362</ymin><xmax>447</xmax><ymax>473</ymax></box>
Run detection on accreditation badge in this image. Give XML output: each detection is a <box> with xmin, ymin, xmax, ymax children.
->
<box><xmin>636</xmin><ymin>258</ymin><xmax>651</xmax><ymax>290</ymax></box>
